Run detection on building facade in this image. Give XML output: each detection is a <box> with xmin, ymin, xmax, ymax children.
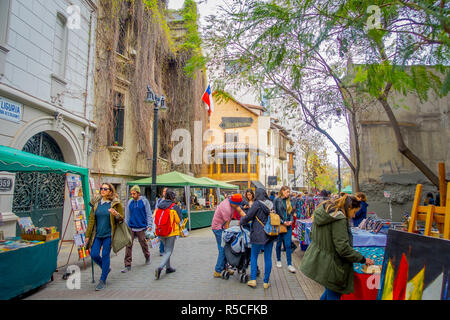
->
<box><xmin>0</xmin><ymin>0</ymin><xmax>97</xmax><ymax>236</ymax></box>
<box><xmin>202</xmin><ymin>93</ymin><xmax>293</xmax><ymax>191</ymax></box>
<box><xmin>89</xmin><ymin>0</ymin><xmax>208</xmax><ymax>203</ymax></box>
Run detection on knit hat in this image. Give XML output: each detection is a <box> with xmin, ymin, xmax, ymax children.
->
<box><xmin>130</xmin><ymin>185</ymin><xmax>141</xmax><ymax>194</ymax></box>
<box><xmin>229</xmin><ymin>193</ymin><xmax>243</xmax><ymax>205</ymax></box>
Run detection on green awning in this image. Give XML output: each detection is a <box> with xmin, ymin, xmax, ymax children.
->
<box><xmin>342</xmin><ymin>185</ymin><xmax>352</xmax><ymax>194</ymax></box>
<box><xmin>0</xmin><ymin>145</ymin><xmax>90</xmax><ymax>215</ymax></box>
<box><xmin>0</xmin><ymin>145</ymin><xmax>89</xmax><ymax>175</ymax></box>
<box><xmin>127</xmin><ymin>171</ymin><xmax>217</xmax><ymax>188</ymax></box>
<box><xmin>197</xmin><ymin>177</ymin><xmax>239</xmax><ymax>190</ymax></box>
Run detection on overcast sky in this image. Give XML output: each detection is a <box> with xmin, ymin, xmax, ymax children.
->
<box><xmin>168</xmin><ymin>0</ymin><xmax>349</xmax><ymax>167</ymax></box>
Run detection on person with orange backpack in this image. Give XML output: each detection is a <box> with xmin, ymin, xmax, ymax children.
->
<box><xmin>153</xmin><ymin>189</ymin><xmax>182</xmax><ymax>280</ymax></box>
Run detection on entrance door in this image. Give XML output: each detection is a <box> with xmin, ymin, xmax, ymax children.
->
<box><xmin>12</xmin><ymin>132</ymin><xmax>66</xmax><ymax>234</ymax></box>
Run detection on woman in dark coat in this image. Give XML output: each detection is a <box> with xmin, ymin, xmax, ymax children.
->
<box><xmin>240</xmin><ymin>188</ymin><xmax>276</xmax><ymax>289</ymax></box>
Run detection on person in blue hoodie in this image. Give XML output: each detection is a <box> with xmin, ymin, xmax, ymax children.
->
<box><xmin>122</xmin><ymin>185</ymin><xmax>153</xmax><ymax>273</ymax></box>
<box><xmin>353</xmin><ymin>192</ymin><xmax>368</xmax><ymax>228</ymax></box>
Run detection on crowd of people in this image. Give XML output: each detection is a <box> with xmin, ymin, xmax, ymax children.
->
<box><xmin>212</xmin><ymin>186</ymin><xmax>375</xmax><ymax>299</ymax></box>
<box><xmin>84</xmin><ymin>182</ymin><xmax>375</xmax><ymax>300</ymax></box>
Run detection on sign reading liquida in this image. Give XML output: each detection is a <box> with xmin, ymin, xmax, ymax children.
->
<box><xmin>0</xmin><ymin>96</ymin><xmax>22</xmax><ymax>123</ymax></box>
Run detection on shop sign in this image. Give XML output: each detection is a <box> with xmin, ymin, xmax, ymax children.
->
<box><xmin>0</xmin><ymin>96</ymin><xmax>22</xmax><ymax>123</ymax></box>
<box><xmin>268</xmin><ymin>176</ymin><xmax>277</xmax><ymax>186</ymax></box>
<box><xmin>219</xmin><ymin>117</ymin><xmax>253</xmax><ymax>129</ymax></box>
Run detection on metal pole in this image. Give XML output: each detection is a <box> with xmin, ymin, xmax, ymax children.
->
<box><xmin>151</xmin><ymin>104</ymin><xmax>159</xmax><ymax>209</ymax></box>
<box><xmin>337</xmin><ymin>153</ymin><xmax>341</xmax><ymax>193</ymax></box>
<box><xmin>186</xmin><ymin>185</ymin><xmax>191</xmax><ymax>231</ymax></box>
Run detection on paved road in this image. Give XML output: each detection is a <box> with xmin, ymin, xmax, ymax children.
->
<box><xmin>26</xmin><ymin>227</ymin><xmax>322</xmax><ymax>300</ymax></box>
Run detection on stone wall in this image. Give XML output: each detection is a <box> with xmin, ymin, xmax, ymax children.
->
<box><xmin>353</xmin><ymin>82</ymin><xmax>449</xmax><ymax>221</ymax></box>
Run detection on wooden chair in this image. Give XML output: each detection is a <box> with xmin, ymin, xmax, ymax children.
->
<box><xmin>408</xmin><ymin>182</ymin><xmax>450</xmax><ymax>239</ymax></box>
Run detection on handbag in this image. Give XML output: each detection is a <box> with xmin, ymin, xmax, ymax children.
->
<box><xmin>256</xmin><ymin>211</ymin><xmax>281</xmax><ymax>236</ymax></box>
<box><xmin>279</xmin><ymin>224</ymin><xmax>287</xmax><ymax>234</ymax></box>
<box><xmin>112</xmin><ymin>221</ymin><xmax>132</xmax><ymax>254</ymax></box>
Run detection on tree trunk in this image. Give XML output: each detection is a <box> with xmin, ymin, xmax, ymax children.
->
<box><xmin>349</xmin><ymin>110</ymin><xmax>361</xmax><ymax>192</ymax></box>
<box><xmin>377</xmin><ymin>92</ymin><xmax>440</xmax><ymax>188</ymax></box>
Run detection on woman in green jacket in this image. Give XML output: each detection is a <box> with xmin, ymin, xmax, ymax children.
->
<box><xmin>300</xmin><ymin>195</ymin><xmax>374</xmax><ymax>300</ymax></box>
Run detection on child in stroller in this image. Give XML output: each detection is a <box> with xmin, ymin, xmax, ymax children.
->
<box><xmin>221</xmin><ymin>225</ymin><xmax>260</xmax><ymax>283</ymax></box>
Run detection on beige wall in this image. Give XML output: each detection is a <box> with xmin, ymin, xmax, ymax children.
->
<box><xmin>206</xmin><ymin>95</ymin><xmax>260</xmax><ymax>145</ymax></box>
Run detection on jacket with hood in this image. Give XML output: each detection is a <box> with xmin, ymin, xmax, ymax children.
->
<box><xmin>86</xmin><ymin>194</ymin><xmax>124</xmax><ymax>250</ymax></box>
<box><xmin>352</xmin><ymin>201</ymin><xmax>368</xmax><ymax>227</ymax></box>
<box><xmin>300</xmin><ymin>203</ymin><xmax>365</xmax><ymax>294</ymax></box>
<box><xmin>154</xmin><ymin>199</ymin><xmax>182</xmax><ymax>237</ymax></box>
<box><xmin>240</xmin><ymin>188</ymin><xmax>276</xmax><ymax>245</ymax></box>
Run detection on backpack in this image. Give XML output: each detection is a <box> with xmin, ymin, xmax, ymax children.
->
<box><xmin>256</xmin><ymin>211</ymin><xmax>281</xmax><ymax>236</ymax></box>
<box><xmin>154</xmin><ymin>203</ymin><xmax>176</xmax><ymax>237</ymax></box>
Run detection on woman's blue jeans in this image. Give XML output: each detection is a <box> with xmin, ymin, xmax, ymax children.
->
<box><xmin>91</xmin><ymin>236</ymin><xmax>111</xmax><ymax>282</ymax></box>
<box><xmin>276</xmin><ymin>225</ymin><xmax>292</xmax><ymax>265</ymax></box>
<box><xmin>213</xmin><ymin>229</ymin><xmax>227</xmax><ymax>273</ymax></box>
<box><xmin>250</xmin><ymin>241</ymin><xmax>274</xmax><ymax>283</ymax></box>
<box><xmin>320</xmin><ymin>288</ymin><xmax>342</xmax><ymax>300</ymax></box>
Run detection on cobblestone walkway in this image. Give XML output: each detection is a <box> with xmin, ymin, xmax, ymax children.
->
<box><xmin>26</xmin><ymin>228</ymin><xmax>323</xmax><ymax>300</ymax></box>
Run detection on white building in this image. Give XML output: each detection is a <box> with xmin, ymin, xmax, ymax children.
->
<box><xmin>0</xmin><ymin>0</ymin><xmax>97</xmax><ymax>237</ymax></box>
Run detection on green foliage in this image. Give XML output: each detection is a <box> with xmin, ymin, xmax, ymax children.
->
<box><xmin>143</xmin><ymin>0</ymin><xmax>176</xmax><ymax>51</ymax></box>
<box><xmin>178</xmin><ymin>0</ymin><xmax>206</xmax><ymax>77</ymax></box>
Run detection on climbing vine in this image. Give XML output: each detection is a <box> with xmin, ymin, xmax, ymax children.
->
<box><xmin>93</xmin><ymin>0</ymin><xmax>207</xmax><ymax>176</ymax></box>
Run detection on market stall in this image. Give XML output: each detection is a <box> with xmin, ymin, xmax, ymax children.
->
<box><xmin>0</xmin><ymin>145</ymin><xmax>91</xmax><ymax>299</ymax></box>
<box><xmin>341</xmin><ymin>221</ymin><xmax>389</xmax><ymax>300</ymax></box>
<box><xmin>127</xmin><ymin>171</ymin><xmax>238</xmax><ymax>231</ymax></box>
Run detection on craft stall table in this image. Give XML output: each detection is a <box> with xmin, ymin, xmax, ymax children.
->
<box><xmin>295</xmin><ymin>218</ymin><xmax>313</xmax><ymax>251</ymax></box>
<box><xmin>189</xmin><ymin>210</ymin><xmax>215</xmax><ymax>229</ymax></box>
<box><xmin>341</xmin><ymin>228</ymin><xmax>387</xmax><ymax>300</ymax></box>
<box><xmin>0</xmin><ymin>238</ymin><xmax>58</xmax><ymax>300</ymax></box>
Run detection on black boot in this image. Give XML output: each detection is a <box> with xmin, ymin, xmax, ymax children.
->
<box><xmin>155</xmin><ymin>267</ymin><xmax>162</xmax><ymax>280</ymax></box>
<box><xmin>166</xmin><ymin>267</ymin><xmax>176</xmax><ymax>274</ymax></box>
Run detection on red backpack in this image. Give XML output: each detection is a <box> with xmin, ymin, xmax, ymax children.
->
<box><xmin>154</xmin><ymin>203</ymin><xmax>176</xmax><ymax>237</ymax></box>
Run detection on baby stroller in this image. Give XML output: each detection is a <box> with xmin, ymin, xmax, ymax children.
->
<box><xmin>221</xmin><ymin>225</ymin><xmax>258</xmax><ymax>283</ymax></box>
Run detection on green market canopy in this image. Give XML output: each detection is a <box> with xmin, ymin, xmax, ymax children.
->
<box><xmin>0</xmin><ymin>145</ymin><xmax>90</xmax><ymax>213</ymax></box>
<box><xmin>342</xmin><ymin>185</ymin><xmax>353</xmax><ymax>194</ymax></box>
<box><xmin>195</xmin><ymin>177</ymin><xmax>239</xmax><ymax>190</ymax></box>
<box><xmin>127</xmin><ymin>171</ymin><xmax>238</xmax><ymax>189</ymax></box>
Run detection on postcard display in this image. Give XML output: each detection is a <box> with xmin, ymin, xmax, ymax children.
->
<box><xmin>66</xmin><ymin>173</ymin><xmax>90</xmax><ymax>262</ymax></box>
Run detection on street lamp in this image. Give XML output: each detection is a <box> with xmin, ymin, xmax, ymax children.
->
<box><xmin>146</xmin><ymin>85</ymin><xmax>166</xmax><ymax>209</ymax></box>
<box><xmin>335</xmin><ymin>150</ymin><xmax>341</xmax><ymax>193</ymax></box>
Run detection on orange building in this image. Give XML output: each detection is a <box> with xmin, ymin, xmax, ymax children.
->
<box><xmin>201</xmin><ymin>93</ymin><xmax>267</xmax><ymax>190</ymax></box>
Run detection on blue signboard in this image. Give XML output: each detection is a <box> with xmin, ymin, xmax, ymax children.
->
<box><xmin>0</xmin><ymin>96</ymin><xmax>22</xmax><ymax>123</ymax></box>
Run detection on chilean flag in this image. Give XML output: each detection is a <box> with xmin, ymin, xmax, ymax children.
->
<box><xmin>202</xmin><ymin>84</ymin><xmax>214</xmax><ymax>116</ymax></box>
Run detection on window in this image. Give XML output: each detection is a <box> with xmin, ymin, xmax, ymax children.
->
<box><xmin>227</xmin><ymin>162</ymin><xmax>234</xmax><ymax>173</ymax></box>
<box><xmin>234</xmin><ymin>157</ymin><xmax>241</xmax><ymax>173</ymax></box>
<box><xmin>221</xmin><ymin>163</ymin><xmax>227</xmax><ymax>174</ymax></box>
<box><xmin>267</xmin><ymin>131</ymin><xmax>271</xmax><ymax>146</ymax></box>
<box><xmin>224</xmin><ymin>132</ymin><xmax>238</xmax><ymax>143</ymax></box>
<box><xmin>117</xmin><ymin>18</ymin><xmax>127</xmax><ymax>55</ymax></box>
<box><xmin>0</xmin><ymin>0</ymin><xmax>10</xmax><ymax>44</ymax></box>
<box><xmin>109</xmin><ymin>92</ymin><xmax>125</xmax><ymax>146</ymax></box>
<box><xmin>52</xmin><ymin>13</ymin><xmax>68</xmax><ymax>78</ymax></box>
<box><xmin>212</xmin><ymin>163</ymin><xmax>217</xmax><ymax>174</ymax></box>
<box><xmin>116</xmin><ymin>4</ymin><xmax>132</xmax><ymax>56</ymax></box>
<box><xmin>242</xmin><ymin>154</ymin><xmax>248</xmax><ymax>173</ymax></box>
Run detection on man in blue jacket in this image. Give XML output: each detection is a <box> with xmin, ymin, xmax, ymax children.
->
<box><xmin>122</xmin><ymin>185</ymin><xmax>153</xmax><ymax>273</ymax></box>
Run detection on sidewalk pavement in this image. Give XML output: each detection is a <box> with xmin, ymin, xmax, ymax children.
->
<box><xmin>25</xmin><ymin>227</ymin><xmax>323</xmax><ymax>300</ymax></box>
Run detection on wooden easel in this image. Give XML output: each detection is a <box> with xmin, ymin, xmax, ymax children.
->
<box><xmin>408</xmin><ymin>162</ymin><xmax>450</xmax><ymax>239</ymax></box>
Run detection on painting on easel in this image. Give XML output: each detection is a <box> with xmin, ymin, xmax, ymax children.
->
<box><xmin>378</xmin><ymin>230</ymin><xmax>450</xmax><ymax>300</ymax></box>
